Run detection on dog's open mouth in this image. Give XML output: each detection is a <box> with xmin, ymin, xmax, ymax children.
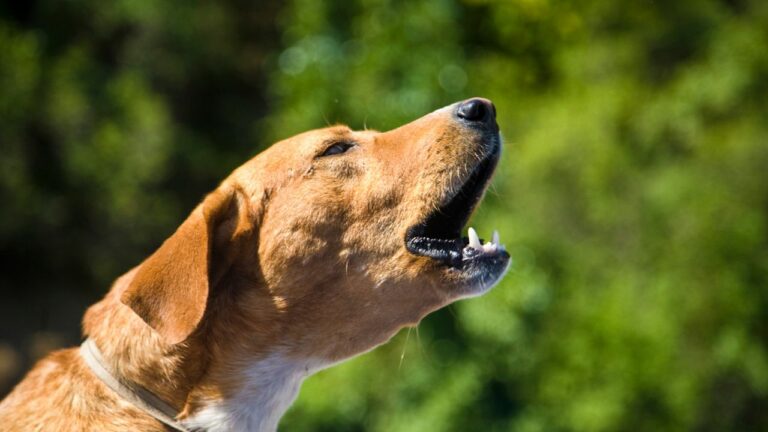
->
<box><xmin>405</xmin><ymin>143</ymin><xmax>508</xmax><ymax>268</ymax></box>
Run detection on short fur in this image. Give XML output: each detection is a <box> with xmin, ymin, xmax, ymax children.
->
<box><xmin>0</xmin><ymin>100</ymin><xmax>505</xmax><ymax>431</ymax></box>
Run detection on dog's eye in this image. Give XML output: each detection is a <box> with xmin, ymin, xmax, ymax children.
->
<box><xmin>320</xmin><ymin>142</ymin><xmax>355</xmax><ymax>157</ymax></box>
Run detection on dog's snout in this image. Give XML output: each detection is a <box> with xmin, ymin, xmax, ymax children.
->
<box><xmin>456</xmin><ymin>98</ymin><xmax>496</xmax><ymax>124</ymax></box>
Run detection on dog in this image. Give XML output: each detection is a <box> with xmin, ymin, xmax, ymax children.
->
<box><xmin>0</xmin><ymin>98</ymin><xmax>510</xmax><ymax>431</ymax></box>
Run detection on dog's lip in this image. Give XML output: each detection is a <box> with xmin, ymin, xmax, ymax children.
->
<box><xmin>406</xmin><ymin>227</ymin><xmax>509</xmax><ymax>268</ymax></box>
<box><xmin>404</xmin><ymin>139</ymin><xmax>504</xmax><ymax>268</ymax></box>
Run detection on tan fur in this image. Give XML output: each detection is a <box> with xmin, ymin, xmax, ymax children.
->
<box><xmin>0</xmin><ymin>101</ymin><xmax>501</xmax><ymax>431</ymax></box>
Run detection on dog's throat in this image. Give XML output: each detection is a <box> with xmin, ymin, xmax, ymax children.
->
<box><xmin>182</xmin><ymin>353</ymin><xmax>326</xmax><ymax>432</ymax></box>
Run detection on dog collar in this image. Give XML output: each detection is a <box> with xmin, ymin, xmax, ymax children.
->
<box><xmin>79</xmin><ymin>338</ymin><xmax>190</xmax><ymax>432</ymax></box>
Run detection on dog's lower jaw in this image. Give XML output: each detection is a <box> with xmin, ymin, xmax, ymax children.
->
<box><xmin>181</xmin><ymin>353</ymin><xmax>328</xmax><ymax>432</ymax></box>
<box><xmin>452</xmin><ymin>250</ymin><xmax>512</xmax><ymax>299</ymax></box>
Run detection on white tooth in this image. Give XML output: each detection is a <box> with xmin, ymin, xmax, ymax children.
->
<box><xmin>482</xmin><ymin>242</ymin><xmax>497</xmax><ymax>253</ymax></box>
<box><xmin>492</xmin><ymin>230</ymin><xmax>500</xmax><ymax>246</ymax></box>
<box><xmin>468</xmin><ymin>227</ymin><xmax>481</xmax><ymax>249</ymax></box>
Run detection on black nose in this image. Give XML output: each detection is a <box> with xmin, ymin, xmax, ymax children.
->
<box><xmin>456</xmin><ymin>98</ymin><xmax>496</xmax><ymax>123</ymax></box>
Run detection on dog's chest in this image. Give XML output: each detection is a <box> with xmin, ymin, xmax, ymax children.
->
<box><xmin>182</xmin><ymin>353</ymin><xmax>324</xmax><ymax>432</ymax></box>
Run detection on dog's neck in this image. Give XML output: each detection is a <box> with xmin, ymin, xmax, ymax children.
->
<box><xmin>181</xmin><ymin>352</ymin><xmax>324</xmax><ymax>432</ymax></box>
<box><xmin>82</xmin><ymin>263</ymin><xmax>442</xmax><ymax>432</ymax></box>
<box><xmin>83</xmin><ymin>269</ymin><xmax>328</xmax><ymax>432</ymax></box>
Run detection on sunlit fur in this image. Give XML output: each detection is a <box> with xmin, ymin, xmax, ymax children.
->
<box><xmin>0</xmin><ymin>100</ymin><xmax>504</xmax><ymax>431</ymax></box>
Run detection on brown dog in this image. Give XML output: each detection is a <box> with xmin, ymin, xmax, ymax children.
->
<box><xmin>0</xmin><ymin>98</ymin><xmax>510</xmax><ymax>431</ymax></box>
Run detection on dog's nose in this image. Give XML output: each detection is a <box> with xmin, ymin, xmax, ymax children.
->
<box><xmin>456</xmin><ymin>98</ymin><xmax>496</xmax><ymax>123</ymax></box>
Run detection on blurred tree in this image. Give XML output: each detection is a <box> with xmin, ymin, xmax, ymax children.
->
<box><xmin>0</xmin><ymin>0</ymin><xmax>283</xmax><ymax>391</ymax></box>
<box><xmin>1</xmin><ymin>0</ymin><xmax>767</xmax><ymax>430</ymax></box>
<box><xmin>267</xmin><ymin>1</ymin><xmax>768</xmax><ymax>431</ymax></box>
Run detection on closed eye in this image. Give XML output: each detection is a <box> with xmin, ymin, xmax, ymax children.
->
<box><xmin>319</xmin><ymin>142</ymin><xmax>356</xmax><ymax>157</ymax></box>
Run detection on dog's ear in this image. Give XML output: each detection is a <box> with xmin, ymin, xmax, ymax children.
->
<box><xmin>120</xmin><ymin>189</ymin><xmax>237</xmax><ymax>344</ymax></box>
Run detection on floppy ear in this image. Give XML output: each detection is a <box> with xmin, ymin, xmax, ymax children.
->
<box><xmin>121</xmin><ymin>189</ymin><xmax>236</xmax><ymax>344</ymax></box>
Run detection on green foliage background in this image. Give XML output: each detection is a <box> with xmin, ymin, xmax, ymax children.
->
<box><xmin>1</xmin><ymin>0</ymin><xmax>767</xmax><ymax>430</ymax></box>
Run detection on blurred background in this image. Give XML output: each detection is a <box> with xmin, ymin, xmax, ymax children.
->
<box><xmin>1</xmin><ymin>0</ymin><xmax>767</xmax><ymax>430</ymax></box>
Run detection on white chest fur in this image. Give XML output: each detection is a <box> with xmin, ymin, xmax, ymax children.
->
<box><xmin>183</xmin><ymin>353</ymin><xmax>324</xmax><ymax>432</ymax></box>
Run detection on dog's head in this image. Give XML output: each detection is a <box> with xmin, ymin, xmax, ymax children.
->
<box><xmin>121</xmin><ymin>98</ymin><xmax>510</xmax><ymax>362</ymax></box>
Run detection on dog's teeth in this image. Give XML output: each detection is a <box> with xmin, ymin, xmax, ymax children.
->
<box><xmin>468</xmin><ymin>227</ymin><xmax>481</xmax><ymax>249</ymax></box>
<box><xmin>482</xmin><ymin>241</ymin><xmax>497</xmax><ymax>253</ymax></box>
<box><xmin>492</xmin><ymin>230</ymin><xmax>500</xmax><ymax>246</ymax></box>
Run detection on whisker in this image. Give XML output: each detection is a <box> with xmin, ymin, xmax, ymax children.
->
<box><xmin>398</xmin><ymin>327</ymin><xmax>412</xmax><ymax>371</ymax></box>
<box><xmin>414</xmin><ymin>324</ymin><xmax>429</xmax><ymax>361</ymax></box>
